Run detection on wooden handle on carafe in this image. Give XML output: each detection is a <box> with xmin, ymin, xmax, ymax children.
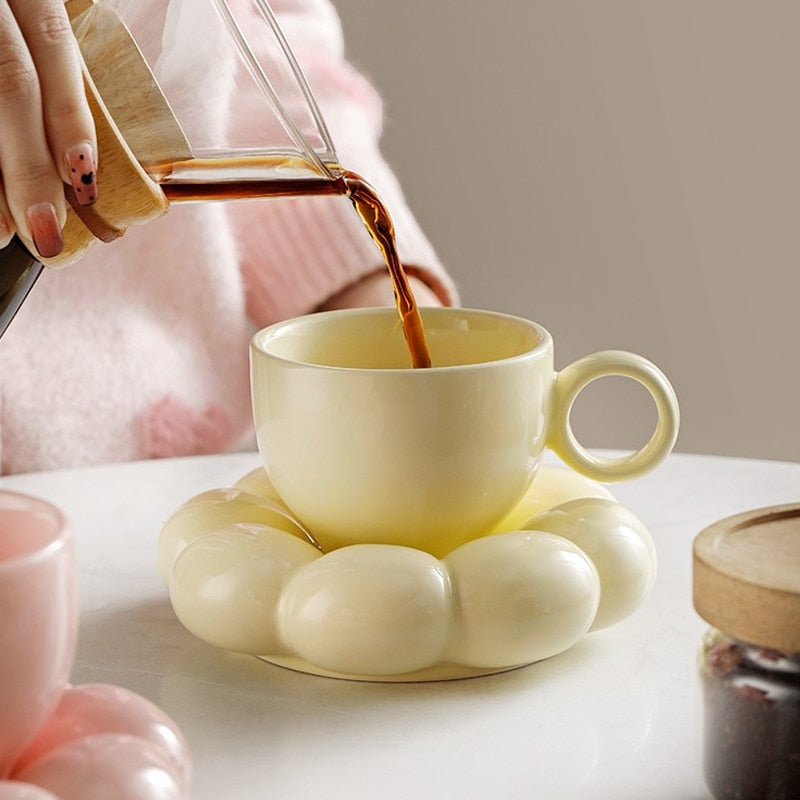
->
<box><xmin>65</xmin><ymin>0</ymin><xmax>94</xmax><ymax>16</ymax></box>
<box><xmin>26</xmin><ymin>0</ymin><xmax>175</xmax><ymax>266</ymax></box>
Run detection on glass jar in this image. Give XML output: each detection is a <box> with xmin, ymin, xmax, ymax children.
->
<box><xmin>694</xmin><ymin>504</ymin><xmax>800</xmax><ymax>800</ymax></box>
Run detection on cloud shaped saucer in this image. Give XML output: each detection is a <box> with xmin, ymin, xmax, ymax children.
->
<box><xmin>158</xmin><ymin>465</ymin><xmax>656</xmax><ymax>682</ymax></box>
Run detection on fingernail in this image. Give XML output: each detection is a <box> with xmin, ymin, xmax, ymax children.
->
<box><xmin>0</xmin><ymin>213</ymin><xmax>11</xmax><ymax>245</ymax></box>
<box><xmin>27</xmin><ymin>203</ymin><xmax>64</xmax><ymax>258</ymax></box>
<box><xmin>65</xmin><ymin>143</ymin><xmax>98</xmax><ymax>205</ymax></box>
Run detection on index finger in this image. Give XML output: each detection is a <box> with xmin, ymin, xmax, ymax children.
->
<box><xmin>10</xmin><ymin>0</ymin><xmax>98</xmax><ymax>199</ymax></box>
<box><xmin>0</xmin><ymin>0</ymin><xmax>67</xmax><ymax>255</ymax></box>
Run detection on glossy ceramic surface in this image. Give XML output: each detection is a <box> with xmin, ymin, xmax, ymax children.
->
<box><xmin>0</xmin><ymin>492</ymin><xmax>76</xmax><ymax>779</ymax></box>
<box><xmin>2</xmin><ymin>451</ymin><xmax>799</xmax><ymax>798</ymax></box>
<box><xmin>159</xmin><ymin>465</ymin><xmax>657</xmax><ymax>679</ymax></box>
<box><xmin>0</xmin><ymin>490</ymin><xmax>191</xmax><ymax>798</ymax></box>
<box><xmin>250</xmin><ymin>307</ymin><xmax>679</xmax><ymax>555</ymax></box>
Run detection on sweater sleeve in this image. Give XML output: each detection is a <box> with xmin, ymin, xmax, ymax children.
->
<box><xmin>0</xmin><ymin>0</ymin><xmax>459</xmax><ymax>475</ymax></box>
<box><xmin>226</xmin><ymin>0</ymin><xmax>459</xmax><ymax>327</ymax></box>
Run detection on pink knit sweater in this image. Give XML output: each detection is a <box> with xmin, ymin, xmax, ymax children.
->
<box><xmin>0</xmin><ymin>0</ymin><xmax>456</xmax><ymax>474</ymax></box>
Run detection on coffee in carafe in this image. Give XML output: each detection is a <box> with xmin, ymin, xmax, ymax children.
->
<box><xmin>1</xmin><ymin>1</ymin><xmax>432</xmax><ymax>365</ymax></box>
<box><xmin>159</xmin><ymin>161</ymin><xmax>431</xmax><ymax>369</ymax></box>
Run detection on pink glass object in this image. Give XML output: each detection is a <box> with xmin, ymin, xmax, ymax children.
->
<box><xmin>0</xmin><ymin>784</ymin><xmax>60</xmax><ymax>799</ymax></box>
<box><xmin>12</xmin><ymin>684</ymin><xmax>191</xmax><ymax>796</ymax></box>
<box><xmin>14</xmin><ymin>733</ymin><xmax>185</xmax><ymax>800</ymax></box>
<box><xmin>0</xmin><ymin>491</ymin><xmax>77</xmax><ymax>779</ymax></box>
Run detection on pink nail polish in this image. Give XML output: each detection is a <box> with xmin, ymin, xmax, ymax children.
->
<box><xmin>65</xmin><ymin>143</ymin><xmax>98</xmax><ymax>205</ymax></box>
<box><xmin>27</xmin><ymin>203</ymin><xmax>64</xmax><ymax>258</ymax></box>
<box><xmin>0</xmin><ymin>212</ymin><xmax>11</xmax><ymax>243</ymax></box>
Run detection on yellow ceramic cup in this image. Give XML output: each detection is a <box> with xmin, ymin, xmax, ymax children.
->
<box><xmin>250</xmin><ymin>307</ymin><xmax>678</xmax><ymax>555</ymax></box>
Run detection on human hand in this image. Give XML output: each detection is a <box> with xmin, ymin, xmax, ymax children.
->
<box><xmin>0</xmin><ymin>0</ymin><xmax>97</xmax><ymax>259</ymax></box>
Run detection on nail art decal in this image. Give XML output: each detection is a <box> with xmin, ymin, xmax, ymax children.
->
<box><xmin>65</xmin><ymin>144</ymin><xmax>98</xmax><ymax>205</ymax></box>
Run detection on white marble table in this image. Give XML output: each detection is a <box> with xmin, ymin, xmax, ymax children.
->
<box><xmin>2</xmin><ymin>450</ymin><xmax>798</xmax><ymax>799</ymax></box>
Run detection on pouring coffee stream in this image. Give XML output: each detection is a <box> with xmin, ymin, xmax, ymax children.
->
<box><xmin>158</xmin><ymin>162</ymin><xmax>432</xmax><ymax>369</ymax></box>
<box><xmin>0</xmin><ymin>164</ymin><xmax>432</xmax><ymax>369</ymax></box>
<box><xmin>0</xmin><ymin>0</ymin><xmax>432</xmax><ymax>367</ymax></box>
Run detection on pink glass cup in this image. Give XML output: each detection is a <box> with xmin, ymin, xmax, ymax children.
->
<box><xmin>0</xmin><ymin>491</ymin><xmax>77</xmax><ymax>778</ymax></box>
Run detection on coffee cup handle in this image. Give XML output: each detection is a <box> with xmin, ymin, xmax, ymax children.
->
<box><xmin>549</xmin><ymin>350</ymin><xmax>679</xmax><ymax>482</ymax></box>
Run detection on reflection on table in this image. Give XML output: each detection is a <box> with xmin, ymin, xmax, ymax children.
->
<box><xmin>2</xmin><ymin>451</ymin><xmax>798</xmax><ymax>800</ymax></box>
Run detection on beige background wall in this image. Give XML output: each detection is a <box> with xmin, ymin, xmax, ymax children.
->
<box><xmin>333</xmin><ymin>0</ymin><xmax>799</xmax><ymax>462</ymax></box>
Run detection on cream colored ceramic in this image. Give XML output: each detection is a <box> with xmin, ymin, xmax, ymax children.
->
<box><xmin>249</xmin><ymin>307</ymin><xmax>679</xmax><ymax>556</ymax></box>
<box><xmin>522</xmin><ymin>497</ymin><xmax>658</xmax><ymax>631</ymax></box>
<box><xmin>160</xmin><ymin>464</ymin><xmax>659</xmax><ymax>680</ymax></box>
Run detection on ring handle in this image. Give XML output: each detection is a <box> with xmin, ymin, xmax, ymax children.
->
<box><xmin>549</xmin><ymin>350</ymin><xmax>679</xmax><ymax>482</ymax></box>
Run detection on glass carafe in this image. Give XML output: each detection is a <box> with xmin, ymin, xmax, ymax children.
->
<box><xmin>1</xmin><ymin>0</ymin><xmax>343</xmax><ymax>333</ymax></box>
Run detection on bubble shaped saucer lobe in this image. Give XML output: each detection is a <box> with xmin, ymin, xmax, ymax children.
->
<box><xmin>524</xmin><ymin>498</ymin><xmax>657</xmax><ymax>631</ymax></box>
<box><xmin>444</xmin><ymin>531</ymin><xmax>600</xmax><ymax>668</ymax></box>
<box><xmin>157</xmin><ymin>488</ymin><xmax>311</xmax><ymax>583</ymax></box>
<box><xmin>278</xmin><ymin>544</ymin><xmax>451</xmax><ymax>676</ymax></box>
<box><xmin>169</xmin><ymin>525</ymin><xmax>321</xmax><ymax>655</ymax></box>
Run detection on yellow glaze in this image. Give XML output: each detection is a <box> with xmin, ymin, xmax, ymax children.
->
<box><xmin>159</xmin><ymin>464</ymin><xmax>657</xmax><ymax>679</ymax></box>
<box><xmin>443</xmin><ymin>531</ymin><xmax>599</xmax><ymax>668</ymax></box>
<box><xmin>279</xmin><ymin>545</ymin><xmax>451</xmax><ymax>676</ymax></box>
<box><xmin>170</xmin><ymin>525</ymin><xmax>320</xmax><ymax>655</ymax></box>
<box><xmin>491</xmin><ymin>464</ymin><xmax>616</xmax><ymax>533</ymax></box>
<box><xmin>250</xmin><ymin>308</ymin><xmax>679</xmax><ymax>558</ymax></box>
<box><xmin>523</xmin><ymin>498</ymin><xmax>657</xmax><ymax>631</ymax></box>
<box><xmin>157</xmin><ymin>487</ymin><xmax>315</xmax><ymax>584</ymax></box>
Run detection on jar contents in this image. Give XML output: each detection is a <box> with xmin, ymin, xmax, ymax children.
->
<box><xmin>693</xmin><ymin>504</ymin><xmax>800</xmax><ymax>800</ymax></box>
<box><xmin>701</xmin><ymin>629</ymin><xmax>800</xmax><ymax>800</ymax></box>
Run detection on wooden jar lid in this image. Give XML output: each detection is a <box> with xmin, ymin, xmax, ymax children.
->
<box><xmin>693</xmin><ymin>503</ymin><xmax>800</xmax><ymax>653</ymax></box>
